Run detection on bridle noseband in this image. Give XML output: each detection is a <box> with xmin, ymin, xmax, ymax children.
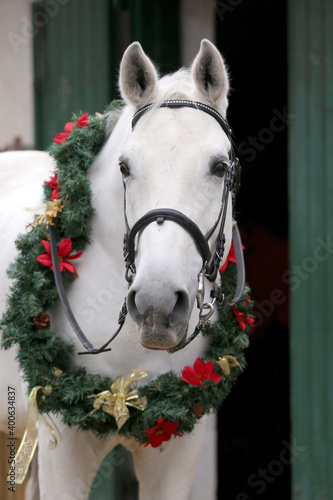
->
<box><xmin>49</xmin><ymin>99</ymin><xmax>245</xmax><ymax>355</ymax></box>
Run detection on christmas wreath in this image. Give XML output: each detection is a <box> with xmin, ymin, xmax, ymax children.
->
<box><xmin>0</xmin><ymin>101</ymin><xmax>253</xmax><ymax>447</ymax></box>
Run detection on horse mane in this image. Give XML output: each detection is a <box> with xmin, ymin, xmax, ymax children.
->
<box><xmin>105</xmin><ymin>104</ymin><xmax>126</xmax><ymax>138</ymax></box>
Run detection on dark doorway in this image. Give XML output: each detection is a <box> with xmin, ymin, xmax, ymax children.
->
<box><xmin>215</xmin><ymin>2</ymin><xmax>290</xmax><ymax>499</ymax></box>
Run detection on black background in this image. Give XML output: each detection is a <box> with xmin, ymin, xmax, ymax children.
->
<box><xmin>215</xmin><ymin>2</ymin><xmax>290</xmax><ymax>499</ymax></box>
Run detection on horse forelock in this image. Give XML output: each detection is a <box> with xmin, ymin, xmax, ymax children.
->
<box><xmin>130</xmin><ymin>67</ymin><xmax>229</xmax><ymax>119</ymax></box>
<box><xmin>104</xmin><ymin>70</ymin><xmax>197</xmax><ymax>141</ymax></box>
<box><xmin>159</xmin><ymin>68</ymin><xmax>228</xmax><ymax>116</ymax></box>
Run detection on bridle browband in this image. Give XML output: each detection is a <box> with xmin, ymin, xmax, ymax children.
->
<box><xmin>49</xmin><ymin>99</ymin><xmax>245</xmax><ymax>355</ymax></box>
<box><xmin>131</xmin><ymin>100</ymin><xmax>232</xmax><ymax>136</ymax></box>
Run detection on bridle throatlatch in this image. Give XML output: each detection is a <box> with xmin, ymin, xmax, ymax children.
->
<box><xmin>50</xmin><ymin>99</ymin><xmax>245</xmax><ymax>355</ymax></box>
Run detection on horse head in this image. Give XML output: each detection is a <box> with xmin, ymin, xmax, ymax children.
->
<box><xmin>118</xmin><ymin>40</ymin><xmax>234</xmax><ymax>351</ymax></box>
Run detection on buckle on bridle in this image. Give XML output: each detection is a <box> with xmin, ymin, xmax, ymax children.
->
<box><xmin>196</xmin><ymin>268</ymin><xmax>217</xmax><ymax>327</ymax></box>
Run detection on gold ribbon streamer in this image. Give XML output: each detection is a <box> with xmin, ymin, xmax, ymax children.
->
<box><xmin>8</xmin><ymin>386</ymin><xmax>61</xmax><ymax>485</ymax></box>
<box><xmin>25</xmin><ymin>198</ymin><xmax>66</xmax><ymax>232</ymax></box>
<box><xmin>94</xmin><ymin>369</ymin><xmax>149</xmax><ymax>429</ymax></box>
<box><xmin>41</xmin><ymin>414</ymin><xmax>62</xmax><ymax>450</ymax></box>
<box><xmin>217</xmin><ymin>355</ymin><xmax>243</xmax><ymax>376</ymax></box>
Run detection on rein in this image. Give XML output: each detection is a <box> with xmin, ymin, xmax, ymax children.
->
<box><xmin>49</xmin><ymin>99</ymin><xmax>245</xmax><ymax>355</ymax></box>
<box><xmin>49</xmin><ymin>225</ymin><xmax>127</xmax><ymax>355</ymax></box>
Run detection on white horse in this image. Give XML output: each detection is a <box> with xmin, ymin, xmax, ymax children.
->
<box><xmin>0</xmin><ymin>40</ymin><xmax>234</xmax><ymax>499</ymax></box>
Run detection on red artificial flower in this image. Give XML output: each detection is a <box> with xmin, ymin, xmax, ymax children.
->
<box><xmin>219</xmin><ymin>241</ymin><xmax>245</xmax><ymax>273</ymax></box>
<box><xmin>53</xmin><ymin>122</ymin><xmax>74</xmax><ymax>145</ymax></box>
<box><xmin>232</xmin><ymin>306</ymin><xmax>255</xmax><ymax>331</ymax></box>
<box><xmin>77</xmin><ymin>112</ymin><xmax>89</xmax><ymax>128</ymax></box>
<box><xmin>64</xmin><ymin>121</ymin><xmax>74</xmax><ymax>133</ymax></box>
<box><xmin>37</xmin><ymin>238</ymin><xmax>82</xmax><ymax>276</ymax></box>
<box><xmin>53</xmin><ymin>113</ymin><xmax>88</xmax><ymax>144</ymax></box>
<box><xmin>45</xmin><ymin>174</ymin><xmax>60</xmax><ymax>201</ymax></box>
<box><xmin>181</xmin><ymin>357</ymin><xmax>221</xmax><ymax>387</ymax></box>
<box><xmin>54</xmin><ymin>132</ymin><xmax>70</xmax><ymax>145</ymax></box>
<box><xmin>144</xmin><ymin>418</ymin><xmax>182</xmax><ymax>448</ymax></box>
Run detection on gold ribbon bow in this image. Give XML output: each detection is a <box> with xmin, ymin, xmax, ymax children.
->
<box><xmin>217</xmin><ymin>355</ymin><xmax>243</xmax><ymax>376</ymax></box>
<box><xmin>8</xmin><ymin>386</ymin><xmax>61</xmax><ymax>485</ymax></box>
<box><xmin>93</xmin><ymin>369</ymin><xmax>149</xmax><ymax>429</ymax></box>
<box><xmin>26</xmin><ymin>198</ymin><xmax>66</xmax><ymax>232</ymax></box>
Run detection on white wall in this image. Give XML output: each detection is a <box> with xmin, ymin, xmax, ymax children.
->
<box><xmin>0</xmin><ymin>0</ymin><xmax>34</xmax><ymax>150</ymax></box>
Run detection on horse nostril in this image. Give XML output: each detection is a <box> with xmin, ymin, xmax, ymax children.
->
<box><xmin>127</xmin><ymin>289</ymin><xmax>142</xmax><ymax>324</ymax></box>
<box><xmin>169</xmin><ymin>291</ymin><xmax>190</xmax><ymax>326</ymax></box>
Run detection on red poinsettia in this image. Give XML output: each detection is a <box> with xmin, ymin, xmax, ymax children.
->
<box><xmin>37</xmin><ymin>238</ymin><xmax>82</xmax><ymax>276</ymax></box>
<box><xmin>232</xmin><ymin>306</ymin><xmax>255</xmax><ymax>331</ymax></box>
<box><xmin>45</xmin><ymin>174</ymin><xmax>60</xmax><ymax>200</ymax></box>
<box><xmin>219</xmin><ymin>241</ymin><xmax>245</xmax><ymax>273</ymax></box>
<box><xmin>144</xmin><ymin>418</ymin><xmax>182</xmax><ymax>448</ymax></box>
<box><xmin>181</xmin><ymin>357</ymin><xmax>221</xmax><ymax>387</ymax></box>
<box><xmin>53</xmin><ymin>113</ymin><xmax>89</xmax><ymax>145</ymax></box>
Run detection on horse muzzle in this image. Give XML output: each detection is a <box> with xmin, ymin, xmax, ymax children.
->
<box><xmin>127</xmin><ymin>287</ymin><xmax>192</xmax><ymax>350</ymax></box>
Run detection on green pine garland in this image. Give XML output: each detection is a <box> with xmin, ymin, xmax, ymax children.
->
<box><xmin>0</xmin><ymin>101</ymin><xmax>252</xmax><ymax>443</ymax></box>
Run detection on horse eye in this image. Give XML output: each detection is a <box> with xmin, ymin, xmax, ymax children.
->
<box><xmin>212</xmin><ymin>161</ymin><xmax>228</xmax><ymax>178</ymax></box>
<box><xmin>119</xmin><ymin>161</ymin><xmax>130</xmax><ymax>177</ymax></box>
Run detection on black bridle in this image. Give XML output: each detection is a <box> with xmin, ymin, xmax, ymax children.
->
<box><xmin>123</xmin><ymin>100</ymin><xmax>241</xmax><ymax>284</ymax></box>
<box><xmin>49</xmin><ymin>99</ymin><xmax>245</xmax><ymax>355</ymax></box>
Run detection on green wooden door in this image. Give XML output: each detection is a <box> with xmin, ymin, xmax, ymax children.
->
<box><xmin>33</xmin><ymin>0</ymin><xmax>179</xmax><ymax>151</ymax></box>
<box><xmin>89</xmin><ymin>446</ymin><xmax>138</xmax><ymax>500</ymax></box>
<box><xmin>288</xmin><ymin>0</ymin><xmax>333</xmax><ymax>498</ymax></box>
<box><xmin>33</xmin><ymin>0</ymin><xmax>117</xmax><ymax>150</ymax></box>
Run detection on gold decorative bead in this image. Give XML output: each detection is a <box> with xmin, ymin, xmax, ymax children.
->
<box><xmin>52</xmin><ymin>367</ymin><xmax>63</xmax><ymax>378</ymax></box>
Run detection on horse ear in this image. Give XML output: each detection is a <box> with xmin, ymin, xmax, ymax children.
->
<box><xmin>191</xmin><ymin>39</ymin><xmax>229</xmax><ymax>108</ymax></box>
<box><xmin>119</xmin><ymin>42</ymin><xmax>158</xmax><ymax>107</ymax></box>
